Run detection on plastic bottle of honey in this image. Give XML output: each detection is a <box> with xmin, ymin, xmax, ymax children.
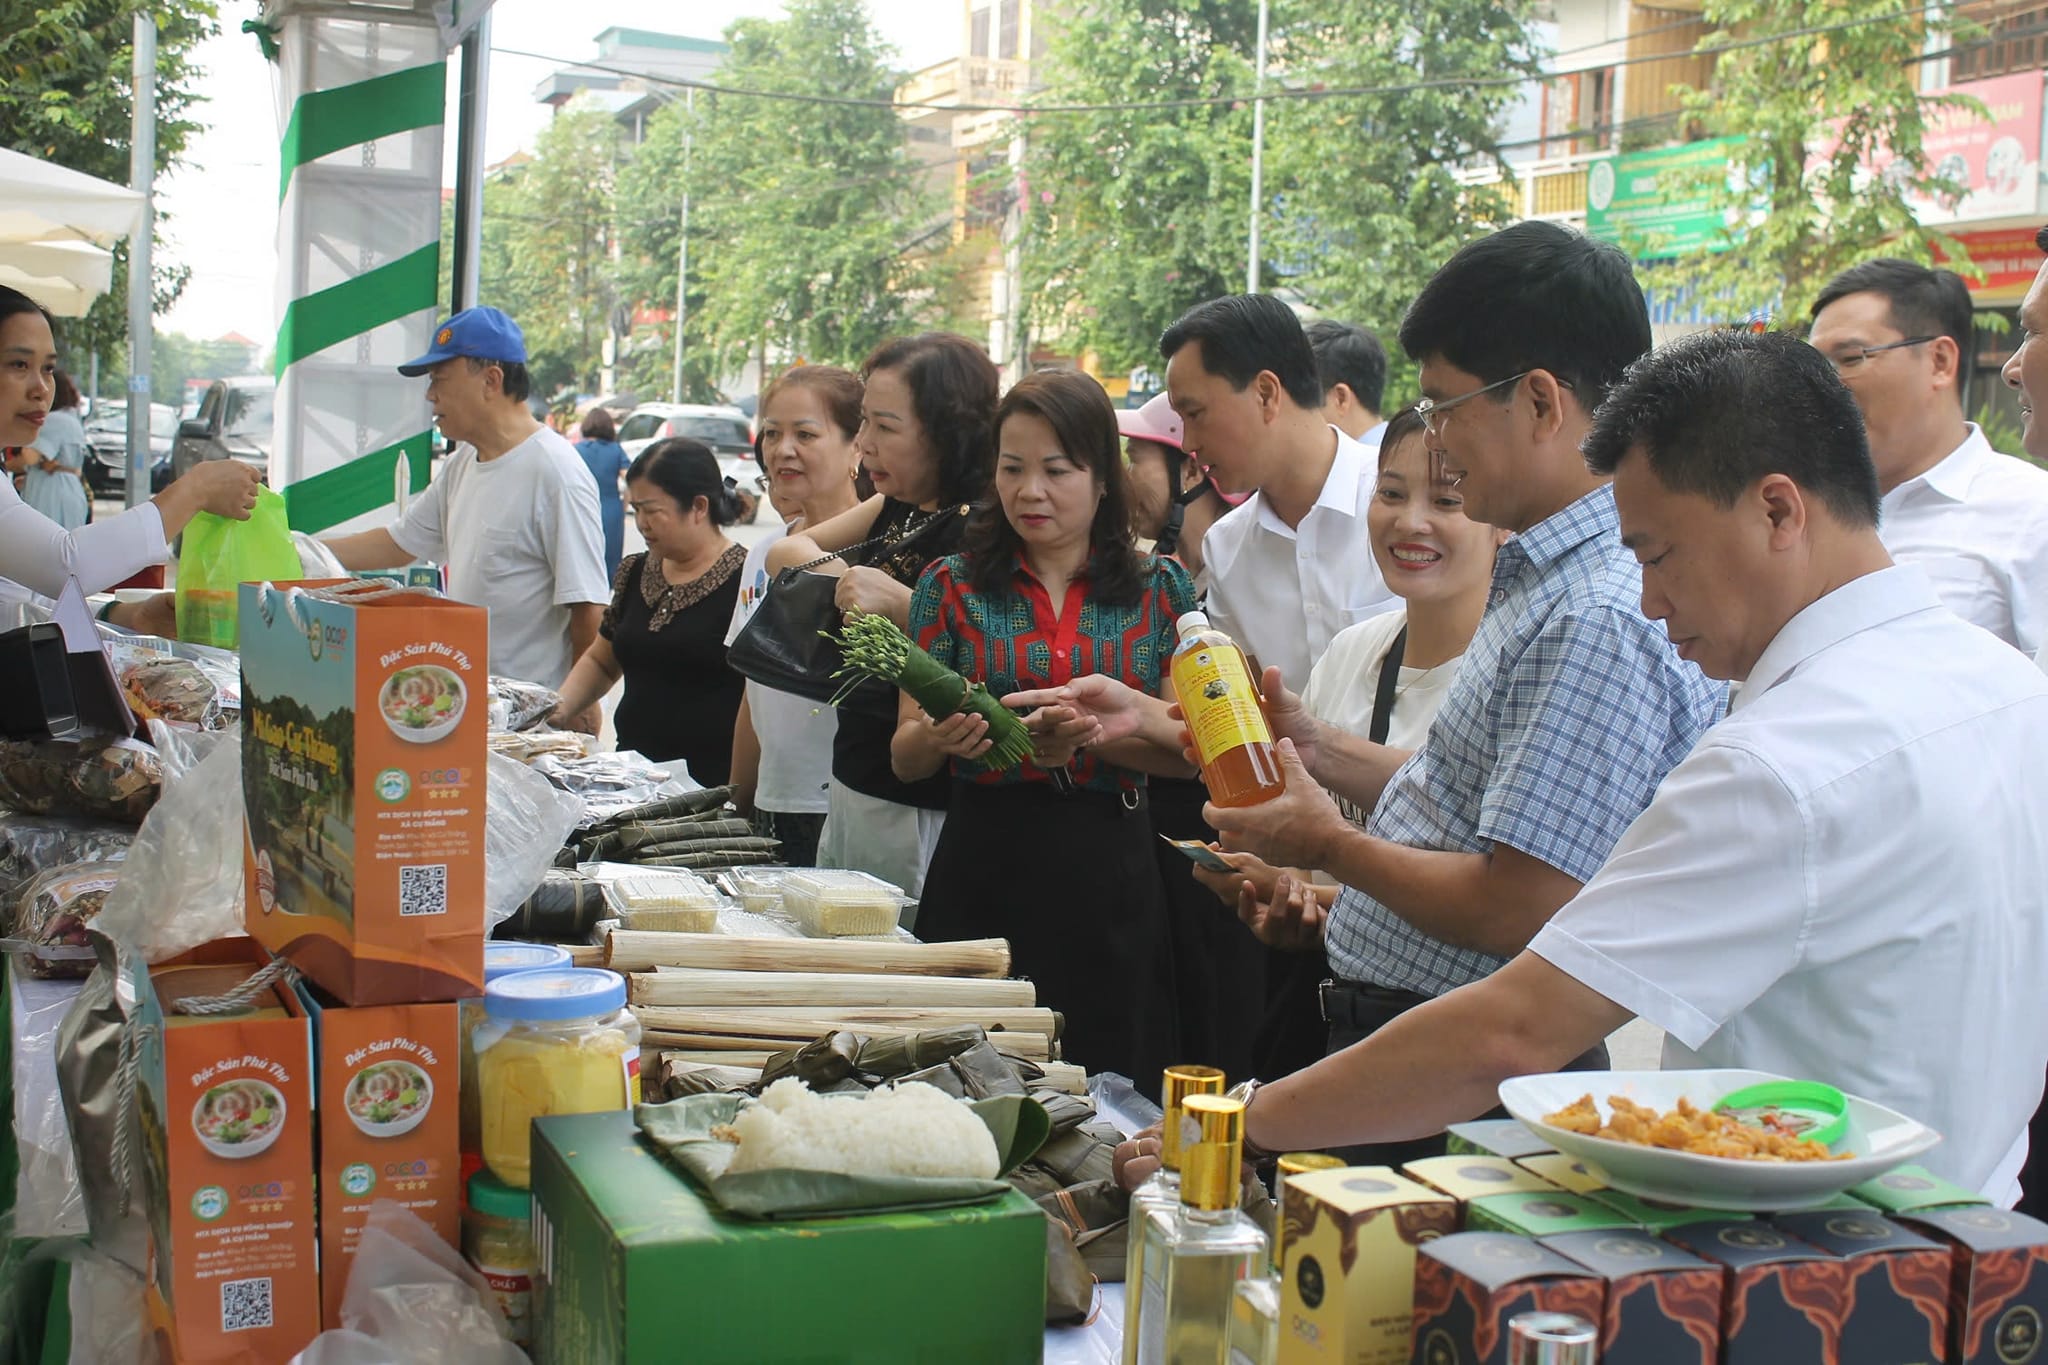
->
<box><xmin>1170</xmin><ymin>611</ymin><xmax>1284</xmax><ymax>807</ymax></box>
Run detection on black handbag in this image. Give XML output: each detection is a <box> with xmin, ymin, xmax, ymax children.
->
<box><xmin>726</xmin><ymin>512</ymin><xmax>958</xmax><ymax>718</ymax></box>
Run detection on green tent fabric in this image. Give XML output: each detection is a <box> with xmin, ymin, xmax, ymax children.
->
<box><xmin>635</xmin><ymin>1091</ymin><xmax>1051</xmax><ymax>1221</ymax></box>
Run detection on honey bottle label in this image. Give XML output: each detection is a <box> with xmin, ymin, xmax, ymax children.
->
<box><xmin>1176</xmin><ymin>646</ymin><xmax>1273</xmax><ymax>765</ymax></box>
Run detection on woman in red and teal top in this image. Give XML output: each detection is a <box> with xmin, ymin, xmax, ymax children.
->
<box><xmin>895</xmin><ymin>369</ymin><xmax>1197</xmax><ymax>1093</ymax></box>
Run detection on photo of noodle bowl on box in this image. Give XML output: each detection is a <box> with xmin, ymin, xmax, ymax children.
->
<box><xmin>378</xmin><ymin>665</ymin><xmax>466</xmax><ymax>743</ymax></box>
<box><xmin>344</xmin><ymin>1059</ymin><xmax>433</xmax><ymax>1138</ymax></box>
<box><xmin>192</xmin><ymin>1078</ymin><xmax>288</xmax><ymax>1159</ymax></box>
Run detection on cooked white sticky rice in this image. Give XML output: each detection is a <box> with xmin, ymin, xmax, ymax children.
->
<box><xmin>723</xmin><ymin>1077</ymin><xmax>1000</xmax><ymax>1179</ymax></box>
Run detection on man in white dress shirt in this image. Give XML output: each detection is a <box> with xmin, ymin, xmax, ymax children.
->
<box><xmin>1234</xmin><ymin>329</ymin><xmax>2048</xmax><ymax>1202</ymax></box>
<box><xmin>1306</xmin><ymin>319</ymin><xmax>1389</xmax><ymax>449</ymax></box>
<box><xmin>1161</xmin><ymin>295</ymin><xmax>1396</xmax><ymax>688</ymax></box>
<box><xmin>1809</xmin><ymin>259</ymin><xmax>2048</xmax><ymax>654</ymax></box>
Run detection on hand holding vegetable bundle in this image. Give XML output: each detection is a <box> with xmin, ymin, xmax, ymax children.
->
<box><xmin>827</xmin><ymin>614</ymin><xmax>1036</xmax><ymax>770</ymax></box>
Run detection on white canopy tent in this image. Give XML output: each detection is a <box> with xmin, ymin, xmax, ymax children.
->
<box><xmin>0</xmin><ymin>239</ymin><xmax>116</xmax><ymax>317</ymax></box>
<box><xmin>0</xmin><ymin>148</ymin><xmax>145</xmax><ymax>247</ymax></box>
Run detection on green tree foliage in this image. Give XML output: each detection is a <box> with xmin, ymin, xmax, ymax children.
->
<box><xmin>1654</xmin><ymin>0</ymin><xmax>1977</xmax><ymax>321</ymax></box>
<box><xmin>1022</xmin><ymin>0</ymin><xmax>1537</xmax><ymax>382</ymax></box>
<box><xmin>614</xmin><ymin>0</ymin><xmax>939</xmax><ymax>385</ymax></box>
<box><xmin>0</xmin><ymin>0</ymin><xmax>220</xmax><ymax>365</ymax></box>
<box><xmin>492</xmin><ymin>106</ymin><xmax>620</xmax><ymax>400</ymax></box>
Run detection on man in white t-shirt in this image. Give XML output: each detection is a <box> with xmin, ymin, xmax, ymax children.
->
<box><xmin>1810</xmin><ymin>259</ymin><xmax>2048</xmax><ymax>654</ymax></box>
<box><xmin>1230</xmin><ymin>330</ymin><xmax>2048</xmax><ymax>1202</ymax></box>
<box><xmin>326</xmin><ymin>307</ymin><xmax>609</xmax><ymax>699</ymax></box>
<box><xmin>1161</xmin><ymin>295</ymin><xmax>1396</xmax><ymax>689</ymax></box>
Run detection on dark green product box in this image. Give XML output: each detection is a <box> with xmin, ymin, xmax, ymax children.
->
<box><xmin>1589</xmin><ymin>1188</ymin><xmax>1750</xmax><ymax>1231</ymax></box>
<box><xmin>530</xmin><ymin>1111</ymin><xmax>1047</xmax><ymax>1364</ymax></box>
<box><xmin>1901</xmin><ymin>1207</ymin><xmax>2048</xmax><ymax>1365</ymax></box>
<box><xmin>1540</xmin><ymin>1229</ymin><xmax>1723</xmax><ymax>1365</ymax></box>
<box><xmin>1443</xmin><ymin>1120</ymin><xmax>1555</xmax><ymax>1161</ymax></box>
<box><xmin>1773</xmin><ymin>1209</ymin><xmax>1950</xmax><ymax>1365</ymax></box>
<box><xmin>1851</xmin><ymin>1164</ymin><xmax>1990</xmax><ymax>1215</ymax></box>
<box><xmin>1465</xmin><ymin>1190</ymin><xmax>1636</xmax><ymax>1237</ymax></box>
<box><xmin>1662</xmin><ymin>1221</ymin><xmax>1836</xmax><ymax>1365</ymax></box>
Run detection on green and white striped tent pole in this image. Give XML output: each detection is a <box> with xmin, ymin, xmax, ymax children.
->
<box><xmin>266</xmin><ymin>2</ymin><xmax>458</xmax><ymax>535</ymax></box>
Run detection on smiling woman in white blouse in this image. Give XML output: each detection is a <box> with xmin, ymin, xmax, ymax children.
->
<box><xmin>0</xmin><ymin>287</ymin><xmax>261</xmax><ymax>600</ymax></box>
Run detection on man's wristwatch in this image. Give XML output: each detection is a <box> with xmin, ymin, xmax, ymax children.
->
<box><xmin>1227</xmin><ymin>1078</ymin><xmax>1278</xmax><ymax>1162</ymax></box>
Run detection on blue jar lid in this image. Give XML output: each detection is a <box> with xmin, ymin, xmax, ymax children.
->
<box><xmin>484</xmin><ymin>942</ymin><xmax>574</xmax><ymax>983</ymax></box>
<box><xmin>483</xmin><ymin>967</ymin><xmax>626</xmax><ymax>1022</ymax></box>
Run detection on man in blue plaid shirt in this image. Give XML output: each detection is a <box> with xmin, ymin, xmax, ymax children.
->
<box><xmin>1207</xmin><ymin>223</ymin><xmax>1725</xmax><ymax>1164</ymax></box>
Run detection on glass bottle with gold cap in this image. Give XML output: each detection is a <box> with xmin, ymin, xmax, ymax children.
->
<box><xmin>1228</xmin><ymin>1153</ymin><xmax>1347</xmax><ymax>1365</ymax></box>
<box><xmin>1137</xmin><ymin>1095</ymin><xmax>1270</xmax><ymax>1365</ymax></box>
<box><xmin>1123</xmin><ymin>1066</ymin><xmax>1227</xmax><ymax>1365</ymax></box>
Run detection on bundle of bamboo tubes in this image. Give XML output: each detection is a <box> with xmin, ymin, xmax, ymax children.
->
<box><xmin>603</xmin><ymin>927</ymin><xmax>1064</xmax><ymax>1078</ymax></box>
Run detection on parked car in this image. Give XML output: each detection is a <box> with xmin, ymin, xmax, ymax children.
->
<box><xmin>616</xmin><ymin>402</ymin><xmax>764</xmax><ymax>523</ymax></box>
<box><xmin>168</xmin><ymin>376</ymin><xmax>276</xmax><ymax>486</ymax></box>
<box><xmin>82</xmin><ymin>402</ymin><xmax>179</xmax><ymax>495</ymax></box>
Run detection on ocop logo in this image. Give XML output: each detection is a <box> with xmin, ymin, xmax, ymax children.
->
<box><xmin>1998</xmin><ymin>1305</ymin><xmax>2042</xmax><ymax>1365</ymax></box>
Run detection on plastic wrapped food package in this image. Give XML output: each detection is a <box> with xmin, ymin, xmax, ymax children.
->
<box><xmin>0</xmin><ymin>815</ymin><xmax>132</xmax><ymax>906</ymax></box>
<box><xmin>88</xmin><ymin>730</ymin><xmax>244</xmax><ymax>963</ymax></box>
<box><xmin>8</xmin><ymin>959</ymin><xmax>88</xmax><ymax>1238</ymax></box>
<box><xmin>0</xmin><ymin>735</ymin><xmax>162</xmax><ymax>825</ymax></box>
<box><xmin>779</xmin><ymin>869</ymin><xmax>907</xmax><ymax>937</ymax></box>
<box><xmin>8</xmin><ymin>860</ymin><xmax>123</xmax><ymax>978</ymax></box>
<box><xmin>609</xmin><ymin>870</ymin><xmax>726</xmax><ymax>933</ymax></box>
<box><xmin>487</xmin><ymin>729</ymin><xmax>592</xmax><ymax>764</ymax></box>
<box><xmin>485</xmin><ymin>677</ymin><xmax>561</xmax><ymax>733</ymax></box>
<box><xmin>529</xmin><ymin>750</ymin><xmax>697</xmax><ymax>828</ymax></box>
<box><xmin>117</xmin><ymin>657</ymin><xmax>231</xmax><ymax>730</ymax></box>
<box><xmin>483</xmin><ymin>753</ymin><xmax>583</xmax><ymax>934</ymax></box>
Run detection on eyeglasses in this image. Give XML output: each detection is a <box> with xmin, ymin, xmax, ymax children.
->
<box><xmin>1823</xmin><ymin>336</ymin><xmax>1936</xmax><ymax>374</ymax></box>
<box><xmin>1416</xmin><ymin>372</ymin><xmax>1554</xmax><ymax>435</ymax></box>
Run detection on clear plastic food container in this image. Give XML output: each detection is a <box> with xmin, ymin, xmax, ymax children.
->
<box><xmin>462</xmin><ymin>943</ymin><xmax>576</xmax><ymax>1163</ymax></box>
<box><xmin>473</xmin><ymin>968</ymin><xmax>641</xmax><ymax>1188</ymax></box>
<box><xmin>463</xmin><ymin>1169</ymin><xmax>536</xmax><ymax>1346</ymax></box>
<box><xmin>778</xmin><ymin>869</ymin><xmax>907</xmax><ymax>937</ymax></box>
<box><xmin>607</xmin><ymin>871</ymin><xmax>726</xmax><ymax>932</ymax></box>
<box><xmin>724</xmin><ymin>867</ymin><xmax>799</xmax><ymax>914</ymax></box>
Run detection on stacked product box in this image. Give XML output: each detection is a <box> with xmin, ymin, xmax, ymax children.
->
<box><xmin>238</xmin><ymin>579</ymin><xmax>487</xmax><ymax>1330</ymax></box>
<box><xmin>1278</xmin><ymin>1167</ymin><xmax>1459</xmax><ymax>1365</ymax></box>
<box><xmin>133</xmin><ymin>942</ymin><xmax>321</xmax><ymax>1361</ymax></box>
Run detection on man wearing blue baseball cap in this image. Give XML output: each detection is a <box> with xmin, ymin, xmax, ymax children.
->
<box><xmin>327</xmin><ymin>307</ymin><xmax>609</xmax><ymax>701</ymax></box>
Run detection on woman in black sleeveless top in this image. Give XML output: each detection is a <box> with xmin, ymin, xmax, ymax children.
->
<box><xmin>764</xmin><ymin>333</ymin><xmax>997</xmax><ymax>899</ymax></box>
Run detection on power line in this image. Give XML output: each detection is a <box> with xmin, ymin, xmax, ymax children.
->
<box><xmin>492</xmin><ymin>5</ymin><xmax>1958</xmax><ymax>119</ymax></box>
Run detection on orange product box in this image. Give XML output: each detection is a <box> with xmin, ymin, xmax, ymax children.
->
<box><xmin>238</xmin><ymin>579</ymin><xmax>489</xmax><ymax>1004</ymax></box>
<box><xmin>296</xmin><ymin>982</ymin><xmax>463</xmax><ymax>1328</ymax></box>
<box><xmin>132</xmin><ymin>941</ymin><xmax>320</xmax><ymax>1363</ymax></box>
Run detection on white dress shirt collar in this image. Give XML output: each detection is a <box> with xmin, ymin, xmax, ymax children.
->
<box><xmin>1889</xmin><ymin>423</ymin><xmax>1994</xmax><ymax>506</ymax></box>
<box><xmin>1736</xmin><ymin>564</ymin><xmax>1941</xmax><ymax>712</ymax></box>
<box><xmin>1251</xmin><ymin>425</ymin><xmax>1373</xmax><ymax>538</ymax></box>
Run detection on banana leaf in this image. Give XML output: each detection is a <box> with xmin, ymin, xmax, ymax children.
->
<box><xmin>635</xmin><ymin>1090</ymin><xmax>1052</xmax><ymax>1220</ymax></box>
<box><xmin>760</xmin><ymin>1032</ymin><xmax>864</xmax><ymax>1088</ymax></box>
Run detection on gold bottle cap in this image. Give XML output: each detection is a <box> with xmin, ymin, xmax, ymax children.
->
<box><xmin>1179</xmin><ymin>1095</ymin><xmax>1245</xmax><ymax>1212</ymax></box>
<box><xmin>1158</xmin><ymin>1065</ymin><xmax>1227</xmax><ymax>1173</ymax></box>
<box><xmin>1277</xmin><ymin>1152</ymin><xmax>1346</xmax><ymax>1180</ymax></box>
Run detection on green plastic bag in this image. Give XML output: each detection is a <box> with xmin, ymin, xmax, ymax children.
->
<box><xmin>174</xmin><ymin>486</ymin><xmax>300</xmax><ymax>648</ymax></box>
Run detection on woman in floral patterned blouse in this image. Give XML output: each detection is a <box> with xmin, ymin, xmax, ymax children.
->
<box><xmin>896</xmin><ymin>369</ymin><xmax>1198</xmax><ymax>1095</ymax></box>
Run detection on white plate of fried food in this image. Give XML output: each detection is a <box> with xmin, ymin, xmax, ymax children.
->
<box><xmin>1497</xmin><ymin>1069</ymin><xmax>1941</xmax><ymax>1211</ymax></box>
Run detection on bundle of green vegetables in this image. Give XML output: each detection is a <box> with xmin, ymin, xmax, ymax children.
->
<box><xmin>829</xmin><ymin>614</ymin><xmax>1035</xmax><ymax>770</ymax></box>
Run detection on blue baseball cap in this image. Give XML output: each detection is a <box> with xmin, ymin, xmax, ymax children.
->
<box><xmin>397</xmin><ymin>306</ymin><xmax>528</xmax><ymax>376</ymax></box>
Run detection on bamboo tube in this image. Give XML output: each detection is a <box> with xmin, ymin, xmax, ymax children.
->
<box><xmin>664</xmin><ymin>1049</ymin><xmax>781</xmax><ymax>1068</ymax></box>
<box><xmin>606</xmin><ymin>930</ymin><xmax>1011</xmax><ymax>979</ymax></box>
<box><xmin>640</xmin><ymin>1028</ymin><xmax>1054</xmax><ymax>1061</ymax></box>
<box><xmin>564</xmin><ymin>943</ymin><xmax>605</xmax><ymax>967</ymax></box>
<box><xmin>1028</xmin><ymin>1062</ymin><xmax>1088</xmax><ymax>1095</ymax></box>
<box><xmin>627</xmin><ymin>968</ymin><xmax>1036</xmax><ymax>1009</ymax></box>
<box><xmin>629</xmin><ymin>1006</ymin><xmax>1063</xmax><ymax>1038</ymax></box>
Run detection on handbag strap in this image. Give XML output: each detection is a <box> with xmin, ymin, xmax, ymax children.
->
<box><xmin>1367</xmin><ymin>625</ymin><xmax>1408</xmax><ymax>746</ymax></box>
<box><xmin>780</xmin><ymin>503</ymin><xmax>966</xmax><ymax>579</ymax></box>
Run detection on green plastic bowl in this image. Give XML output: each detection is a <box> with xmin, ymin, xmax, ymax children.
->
<box><xmin>1713</xmin><ymin>1080</ymin><xmax>1849</xmax><ymax>1149</ymax></box>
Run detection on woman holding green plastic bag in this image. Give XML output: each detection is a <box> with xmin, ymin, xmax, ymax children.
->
<box><xmin>0</xmin><ymin>287</ymin><xmax>262</xmax><ymax>609</ymax></box>
<box><xmin>175</xmin><ymin>486</ymin><xmax>302</xmax><ymax>647</ymax></box>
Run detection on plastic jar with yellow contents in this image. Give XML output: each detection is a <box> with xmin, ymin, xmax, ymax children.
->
<box><xmin>473</xmin><ymin>967</ymin><xmax>641</xmax><ymax>1188</ymax></box>
<box><xmin>462</xmin><ymin>943</ymin><xmax>576</xmax><ymax>1171</ymax></box>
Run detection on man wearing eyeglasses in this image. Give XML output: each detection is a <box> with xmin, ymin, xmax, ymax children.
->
<box><xmin>1809</xmin><ymin>259</ymin><xmax>2048</xmax><ymax>656</ymax></box>
<box><xmin>1018</xmin><ymin>224</ymin><xmax>1724</xmax><ymax>1166</ymax></box>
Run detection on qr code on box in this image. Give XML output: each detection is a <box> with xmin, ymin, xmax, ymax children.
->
<box><xmin>398</xmin><ymin>863</ymin><xmax>448</xmax><ymax>916</ymax></box>
<box><xmin>220</xmin><ymin>1277</ymin><xmax>272</xmax><ymax>1332</ymax></box>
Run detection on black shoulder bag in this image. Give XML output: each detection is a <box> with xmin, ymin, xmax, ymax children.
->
<box><xmin>726</xmin><ymin>509</ymin><xmax>959</xmax><ymax>718</ymax></box>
